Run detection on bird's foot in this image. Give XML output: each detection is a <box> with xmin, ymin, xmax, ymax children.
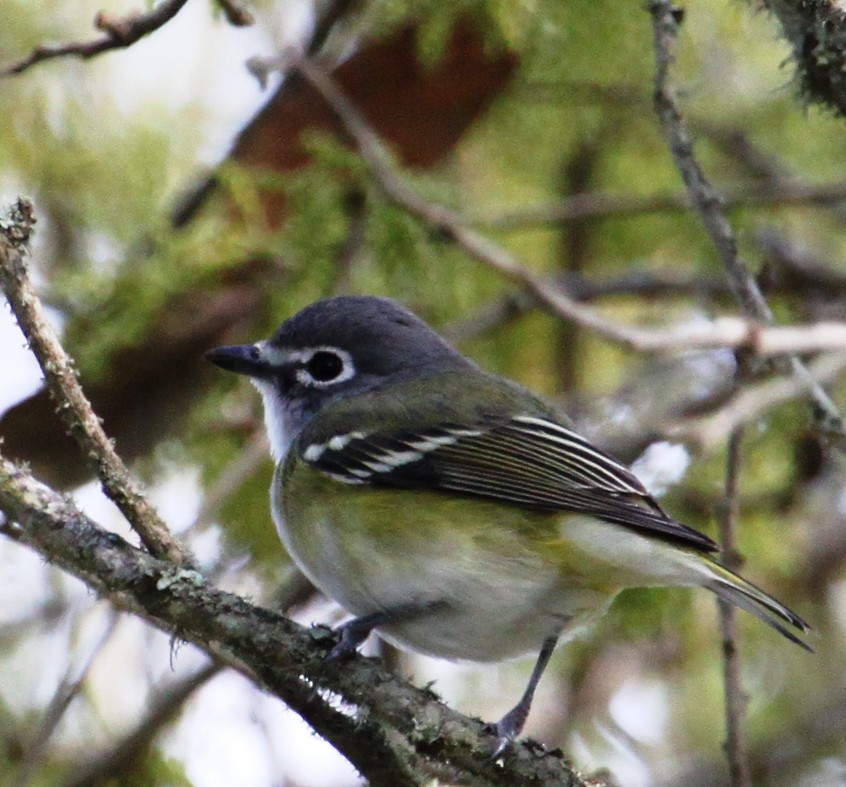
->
<box><xmin>324</xmin><ymin>616</ymin><xmax>376</xmax><ymax>662</ymax></box>
<box><xmin>488</xmin><ymin>702</ymin><xmax>530</xmax><ymax>759</ymax></box>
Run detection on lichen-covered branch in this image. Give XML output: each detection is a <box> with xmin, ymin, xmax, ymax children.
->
<box><xmin>755</xmin><ymin>0</ymin><xmax>846</xmax><ymax>116</ymax></box>
<box><xmin>0</xmin><ymin>455</ymin><xmax>592</xmax><ymax>787</ymax></box>
<box><xmin>0</xmin><ymin>199</ymin><xmax>188</xmax><ymax>564</ymax></box>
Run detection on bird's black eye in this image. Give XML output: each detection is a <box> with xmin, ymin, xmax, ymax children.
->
<box><xmin>306</xmin><ymin>351</ymin><xmax>344</xmax><ymax>382</ymax></box>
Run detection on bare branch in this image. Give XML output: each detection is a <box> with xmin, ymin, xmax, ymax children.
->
<box><xmin>11</xmin><ymin>610</ymin><xmax>119</xmax><ymax>787</ymax></box>
<box><xmin>465</xmin><ymin>309</ymin><xmax>846</xmax><ymax>356</ymax></box>
<box><xmin>0</xmin><ymin>199</ymin><xmax>188</xmax><ymax>564</ymax></box>
<box><xmin>648</xmin><ymin>1</ymin><xmax>846</xmax><ymax>448</ymax></box>
<box><xmin>650</xmin><ymin>2</ymin><xmax>769</xmax><ymax>321</ymax></box>
<box><xmin>283</xmin><ymin>53</ymin><xmax>651</xmax><ymax>346</ymax></box>
<box><xmin>213</xmin><ymin>0</ymin><xmax>254</xmax><ymax>27</ymax></box>
<box><xmin>67</xmin><ymin>662</ymin><xmax>223</xmax><ymax>787</ymax></box>
<box><xmin>667</xmin><ymin>352</ymin><xmax>846</xmax><ymax>453</ymax></box>
<box><xmin>307</xmin><ymin>0</ymin><xmax>362</xmax><ymax>56</ymax></box>
<box><xmin>716</xmin><ymin>428</ymin><xmax>753</xmax><ymax>787</ymax></box>
<box><xmin>477</xmin><ymin>180</ymin><xmax>846</xmax><ymax>230</ymax></box>
<box><xmin>1</xmin><ymin>0</ymin><xmax>191</xmax><ymax>77</ymax></box>
<box><xmin>447</xmin><ymin>256</ymin><xmax>846</xmax><ymax>343</ymax></box>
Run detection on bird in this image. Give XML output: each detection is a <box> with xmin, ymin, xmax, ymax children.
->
<box><xmin>205</xmin><ymin>294</ymin><xmax>810</xmax><ymax>753</ymax></box>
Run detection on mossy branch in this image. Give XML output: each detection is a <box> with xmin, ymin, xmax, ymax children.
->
<box><xmin>0</xmin><ymin>198</ymin><xmax>189</xmax><ymax>564</ymax></box>
<box><xmin>754</xmin><ymin>0</ymin><xmax>846</xmax><ymax>116</ymax></box>
<box><xmin>0</xmin><ymin>454</ymin><xmax>593</xmax><ymax>787</ymax></box>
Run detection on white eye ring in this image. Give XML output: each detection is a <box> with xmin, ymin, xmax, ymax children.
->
<box><xmin>294</xmin><ymin>346</ymin><xmax>356</xmax><ymax>389</ymax></box>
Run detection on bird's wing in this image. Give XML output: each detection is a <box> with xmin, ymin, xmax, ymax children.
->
<box><xmin>299</xmin><ymin>415</ymin><xmax>717</xmax><ymax>552</ymax></box>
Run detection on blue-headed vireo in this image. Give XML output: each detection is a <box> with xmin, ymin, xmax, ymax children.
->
<box><xmin>206</xmin><ymin>295</ymin><xmax>810</xmax><ymax>751</ymax></box>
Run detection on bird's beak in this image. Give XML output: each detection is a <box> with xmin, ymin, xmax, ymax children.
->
<box><xmin>205</xmin><ymin>344</ymin><xmax>272</xmax><ymax>378</ymax></box>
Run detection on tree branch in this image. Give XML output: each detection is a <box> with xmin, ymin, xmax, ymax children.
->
<box><xmin>667</xmin><ymin>351</ymin><xmax>846</xmax><ymax>452</ymax></box>
<box><xmin>67</xmin><ymin>662</ymin><xmax>223</xmax><ymax>787</ymax></box>
<box><xmin>1</xmin><ymin>0</ymin><xmax>193</xmax><ymax>76</ymax></box>
<box><xmin>0</xmin><ymin>199</ymin><xmax>188</xmax><ymax>564</ymax></box>
<box><xmin>0</xmin><ymin>455</ymin><xmax>593</xmax><ymax>787</ymax></box>
<box><xmin>447</xmin><ymin>251</ymin><xmax>846</xmax><ymax>343</ymax></box>
<box><xmin>213</xmin><ymin>0</ymin><xmax>254</xmax><ymax>27</ymax></box>
<box><xmin>650</xmin><ymin>3</ymin><xmax>770</xmax><ymax>320</ymax></box>
<box><xmin>649</xmin><ymin>0</ymin><xmax>846</xmax><ymax>449</ymax></box>
<box><xmin>716</xmin><ymin>428</ymin><xmax>753</xmax><ymax>787</ymax></box>
<box><xmin>66</xmin><ymin>575</ymin><xmax>313</xmax><ymax>786</ymax></box>
<box><xmin>476</xmin><ymin>180</ymin><xmax>846</xmax><ymax>230</ymax></box>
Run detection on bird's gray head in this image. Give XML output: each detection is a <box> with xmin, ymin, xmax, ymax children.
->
<box><xmin>205</xmin><ymin>296</ymin><xmax>470</xmax><ymax>460</ymax></box>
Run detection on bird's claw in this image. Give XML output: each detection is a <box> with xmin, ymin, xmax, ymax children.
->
<box><xmin>487</xmin><ymin>704</ymin><xmax>528</xmax><ymax>760</ymax></box>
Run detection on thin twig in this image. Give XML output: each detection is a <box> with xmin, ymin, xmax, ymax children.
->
<box><xmin>447</xmin><ymin>252</ymin><xmax>846</xmax><ymax>342</ymax></box>
<box><xmin>667</xmin><ymin>352</ymin><xmax>846</xmax><ymax>452</ymax></box>
<box><xmin>648</xmin><ymin>1</ymin><xmax>846</xmax><ymax>448</ymax></box>
<box><xmin>183</xmin><ymin>427</ymin><xmax>268</xmax><ymax>539</ymax></box>
<box><xmin>67</xmin><ymin>662</ymin><xmax>223</xmax><ymax>787</ymax></box>
<box><xmin>702</xmin><ymin>123</ymin><xmax>846</xmax><ymax>217</ymax></box>
<box><xmin>213</xmin><ymin>0</ymin><xmax>254</xmax><ymax>26</ymax></box>
<box><xmin>307</xmin><ymin>0</ymin><xmax>361</xmax><ymax>56</ymax></box>
<box><xmin>289</xmin><ymin>54</ymin><xmax>644</xmax><ymax>345</ymax></box>
<box><xmin>478</xmin><ymin>180</ymin><xmax>846</xmax><ymax>230</ymax></box>
<box><xmin>0</xmin><ymin>199</ymin><xmax>188</xmax><ymax>564</ymax></box>
<box><xmin>12</xmin><ymin>609</ymin><xmax>120</xmax><ymax>787</ymax></box>
<box><xmin>716</xmin><ymin>427</ymin><xmax>753</xmax><ymax>787</ymax></box>
<box><xmin>1</xmin><ymin>0</ymin><xmax>191</xmax><ymax>76</ymax></box>
<box><xmin>651</xmin><ymin>3</ymin><xmax>769</xmax><ymax>321</ymax></box>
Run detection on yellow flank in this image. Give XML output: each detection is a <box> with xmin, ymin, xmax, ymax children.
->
<box><xmin>276</xmin><ymin>457</ymin><xmax>629</xmax><ymax>662</ymax></box>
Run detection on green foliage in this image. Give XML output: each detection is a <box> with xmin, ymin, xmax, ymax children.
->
<box><xmin>95</xmin><ymin>751</ymin><xmax>193</xmax><ymax>787</ymax></box>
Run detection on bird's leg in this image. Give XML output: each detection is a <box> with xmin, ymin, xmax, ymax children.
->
<box><xmin>492</xmin><ymin>635</ymin><xmax>559</xmax><ymax>757</ymax></box>
<box><xmin>326</xmin><ymin>600</ymin><xmax>446</xmax><ymax>661</ymax></box>
<box><xmin>326</xmin><ymin>610</ymin><xmax>391</xmax><ymax>661</ymax></box>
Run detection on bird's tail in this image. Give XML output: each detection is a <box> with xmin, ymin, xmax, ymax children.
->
<box><xmin>703</xmin><ymin>559</ymin><xmax>812</xmax><ymax>651</ymax></box>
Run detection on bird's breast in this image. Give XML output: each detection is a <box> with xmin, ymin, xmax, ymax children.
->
<box><xmin>273</xmin><ymin>460</ymin><xmax>617</xmax><ymax>661</ymax></box>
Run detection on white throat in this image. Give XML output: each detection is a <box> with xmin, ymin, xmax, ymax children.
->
<box><xmin>253</xmin><ymin>379</ymin><xmax>293</xmax><ymax>463</ymax></box>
